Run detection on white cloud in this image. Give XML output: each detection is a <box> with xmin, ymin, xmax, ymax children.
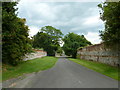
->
<box><xmin>84</xmin><ymin>32</ymin><xmax>102</xmax><ymax>44</ymax></box>
<box><xmin>17</xmin><ymin>0</ymin><xmax>105</xmax><ymax>2</ymax></box>
<box><xmin>28</xmin><ymin>26</ymin><xmax>40</xmax><ymax>37</ymax></box>
<box><xmin>83</xmin><ymin>15</ymin><xmax>102</xmax><ymax>26</ymax></box>
<box><xmin>17</xmin><ymin>1</ymin><xmax>104</xmax><ymax>42</ymax></box>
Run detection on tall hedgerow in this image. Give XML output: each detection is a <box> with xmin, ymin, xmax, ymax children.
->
<box><xmin>2</xmin><ymin>2</ymin><xmax>32</xmax><ymax>65</ymax></box>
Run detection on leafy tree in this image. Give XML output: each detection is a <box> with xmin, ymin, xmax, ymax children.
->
<box><xmin>98</xmin><ymin>2</ymin><xmax>120</xmax><ymax>50</ymax></box>
<box><xmin>56</xmin><ymin>46</ymin><xmax>63</xmax><ymax>56</ymax></box>
<box><xmin>63</xmin><ymin>33</ymin><xmax>91</xmax><ymax>58</ymax></box>
<box><xmin>0</xmin><ymin>2</ymin><xmax>2</xmax><ymax>63</ymax></box>
<box><xmin>33</xmin><ymin>26</ymin><xmax>63</xmax><ymax>56</ymax></box>
<box><xmin>2</xmin><ymin>2</ymin><xmax>32</xmax><ymax>65</ymax></box>
<box><xmin>41</xmin><ymin>26</ymin><xmax>63</xmax><ymax>38</ymax></box>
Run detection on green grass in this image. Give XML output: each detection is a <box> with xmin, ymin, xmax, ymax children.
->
<box><xmin>69</xmin><ymin>58</ymin><xmax>120</xmax><ymax>80</ymax></box>
<box><xmin>2</xmin><ymin>56</ymin><xmax>58</xmax><ymax>81</ymax></box>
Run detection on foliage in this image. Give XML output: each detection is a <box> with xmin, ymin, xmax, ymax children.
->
<box><xmin>2</xmin><ymin>56</ymin><xmax>58</xmax><ymax>81</ymax></box>
<box><xmin>56</xmin><ymin>46</ymin><xmax>63</xmax><ymax>55</ymax></box>
<box><xmin>0</xmin><ymin>2</ymin><xmax>2</xmax><ymax>63</ymax></box>
<box><xmin>98</xmin><ymin>2</ymin><xmax>120</xmax><ymax>50</ymax></box>
<box><xmin>41</xmin><ymin>26</ymin><xmax>63</xmax><ymax>39</ymax></box>
<box><xmin>69</xmin><ymin>58</ymin><xmax>119</xmax><ymax>80</ymax></box>
<box><xmin>63</xmin><ymin>33</ymin><xmax>91</xmax><ymax>58</ymax></box>
<box><xmin>33</xmin><ymin>26</ymin><xmax>63</xmax><ymax>56</ymax></box>
<box><xmin>2</xmin><ymin>2</ymin><xmax>32</xmax><ymax>65</ymax></box>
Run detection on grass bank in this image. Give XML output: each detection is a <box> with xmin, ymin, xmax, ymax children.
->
<box><xmin>2</xmin><ymin>56</ymin><xmax>58</xmax><ymax>81</ymax></box>
<box><xmin>69</xmin><ymin>58</ymin><xmax>119</xmax><ymax>80</ymax></box>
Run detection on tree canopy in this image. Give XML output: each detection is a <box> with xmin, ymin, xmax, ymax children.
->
<box><xmin>62</xmin><ymin>33</ymin><xmax>92</xmax><ymax>58</ymax></box>
<box><xmin>98</xmin><ymin>2</ymin><xmax>120</xmax><ymax>50</ymax></box>
<box><xmin>33</xmin><ymin>26</ymin><xmax>63</xmax><ymax>56</ymax></box>
<box><xmin>2</xmin><ymin>2</ymin><xmax>32</xmax><ymax>65</ymax></box>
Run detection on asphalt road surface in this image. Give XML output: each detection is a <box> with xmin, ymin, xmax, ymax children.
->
<box><xmin>15</xmin><ymin>57</ymin><xmax>118</xmax><ymax>88</ymax></box>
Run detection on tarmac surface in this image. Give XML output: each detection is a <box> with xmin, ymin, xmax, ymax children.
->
<box><xmin>3</xmin><ymin>57</ymin><xmax>118</xmax><ymax>88</ymax></box>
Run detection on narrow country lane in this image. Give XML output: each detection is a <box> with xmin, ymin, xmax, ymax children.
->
<box><xmin>14</xmin><ymin>57</ymin><xmax>118</xmax><ymax>88</ymax></box>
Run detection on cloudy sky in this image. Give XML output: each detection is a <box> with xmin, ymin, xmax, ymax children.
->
<box><xmin>17</xmin><ymin>0</ymin><xmax>105</xmax><ymax>44</ymax></box>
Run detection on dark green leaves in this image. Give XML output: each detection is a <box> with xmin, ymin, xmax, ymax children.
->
<box><xmin>33</xmin><ymin>26</ymin><xmax>63</xmax><ymax>56</ymax></box>
<box><xmin>63</xmin><ymin>32</ymin><xmax>92</xmax><ymax>58</ymax></box>
<box><xmin>2</xmin><ymin>2</ymin><xmax>32</xmax><ymax>65</ymax></box>
<box><xmin>98</xmin><ymin>2</ymin><xmax>120</xmax><ymax>50</ymax></box>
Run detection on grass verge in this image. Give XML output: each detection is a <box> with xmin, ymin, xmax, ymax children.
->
<box><xmin>2</xmin><ymin>56</ymin><xmax>58</xmax><ymax>81</ymax></box>
<box><xmin>69</xmin><ymin>58</ymin><xmax>119</xmax><ymax>80</ymax></box>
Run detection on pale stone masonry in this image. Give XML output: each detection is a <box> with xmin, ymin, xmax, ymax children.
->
<box><xmin>23</xmin><ymin>49</ymin><xmax>47</xmax><ymax>61</ymax></box>
<box><xmin>77</xmin><ymin>43</ymin><xmax>119</xmax><ymax>66</ymax></box>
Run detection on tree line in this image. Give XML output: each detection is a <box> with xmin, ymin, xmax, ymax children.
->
<box><xmin>2</xmin><ymin>1</ymin><xmax>120</xmax><ymax>66</ymax></box>
<box><xmin>33</xmin><ymin>27</ymin><xmax>91</xmax><ymax>58</ymax></box>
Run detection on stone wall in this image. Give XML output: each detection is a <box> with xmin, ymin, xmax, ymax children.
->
<box><xmin>23</xmin><ymin>49</ymin><xmax>47</xmax><ymax>61</ymax></box>
<box><xmin>77</xmin><ymin>43</ymin><xmax>119</xmax><ymax>66</ymax></box>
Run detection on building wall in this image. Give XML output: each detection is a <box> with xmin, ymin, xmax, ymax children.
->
<box><xmin>23</xmin><ymin>49</ymin><xmax>47</xmax><ymax>61</ymax></box>
<box><xmin>77</xmin><ymin>43</ymin><xmax>119</xmax><ymax>66</ymax></box>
